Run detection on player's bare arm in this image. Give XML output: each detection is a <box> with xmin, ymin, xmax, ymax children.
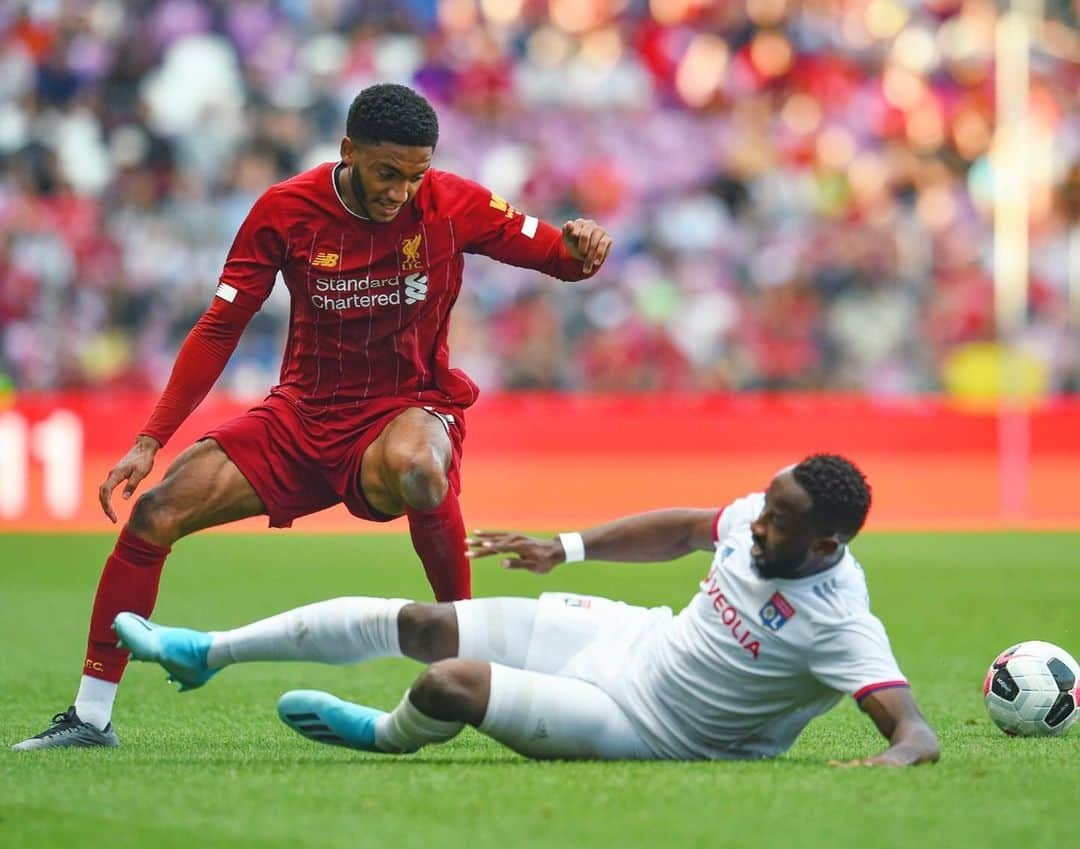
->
<box><xmin>96</xmin><ymin>298</ymin><xmax>255</xmax><ymax>523</ymax></box>
<box><xmin>830</xmin><ymin>688</ymin><xmax>940</xmax><ymax>768</ymax></box>
<box><xmin>99</xmin><ymin>435</ymin><xmax>162</xmax><ymax>523</ymax></box>
<box><xmin>561</xmin><ymin>219</ymin><xmax>613</xmax><ymax>275</ymax></box>
<box><xmin>467</xmin><ymin>508</ymin><xmax>718</xmax><ymax>573</ymax></box>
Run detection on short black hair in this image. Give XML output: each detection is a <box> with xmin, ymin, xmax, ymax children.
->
<box><xmin>346</xmin><ymin>84</ymin><xmax>439</xmax><ymax>148</ymax></box>
<box><xmin>792</xmin><ymin>454</ymin><xmax>872</xmax><ymax>542</ymax></box>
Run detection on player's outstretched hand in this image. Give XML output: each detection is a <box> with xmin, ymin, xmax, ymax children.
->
<box><xmin>828</xmin><ymin>756</ymin><xmax>902</xmax><ymax>768</ymax></box>
<box><xmin>466</xmin><ymin>530</ymin><xmax>565</xmax><ymax>574</ymax></box>
<box><xmin>562</xmin><ymin>219</ymin><xmax>612</xmax><ymax>275</ymax></box>
<box><xmin>828</xmin><ymin>748</ymin><xmax>926</xmax><ymax>767</ymax></box>
<box><xmin>99</xmin><ymin>435</ymin><xmax>161</xmax><ymax>523</ymax></box>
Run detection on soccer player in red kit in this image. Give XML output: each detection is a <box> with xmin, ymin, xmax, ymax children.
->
<box><xmin>14</xmin><ymin>83</ymin><xmax>613</xmax><ymax>750</ymax></box>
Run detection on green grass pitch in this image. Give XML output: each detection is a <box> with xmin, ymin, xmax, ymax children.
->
<box><xmin>2</xmin><ymin>531</ymin><xmax>1078</xmax><ymax>849</ymax></box>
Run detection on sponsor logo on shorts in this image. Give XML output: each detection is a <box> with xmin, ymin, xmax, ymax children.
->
<box><xmin>562</xmin><ymin>596</ymin><xmax>592</xmax><ymax>609</ymax></box>
<box><xmin>311</xmin><ymin>251</ymin><xmax>340</xmax><ymax>268</ymax></box>
<box><xmin>759</xmin><ymin>591</ymin><xmax>796</xmax><ymax>632</ymax></box>
<box><xmin>400</xmin><ymin>233</ymin><xmax>423</xmax><ymax>271</ymax></box>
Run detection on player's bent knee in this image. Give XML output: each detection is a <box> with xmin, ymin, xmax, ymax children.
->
<box><xmin>394</xmin><ymin>454</ymin><xmax>449</xmax><ymax>511</ymax></box>
<box><xmin>398</xmin><ymin>603</ymin><xmax>457</xmax><ymax>662</ymax></box>
<box><xmin>412</xmin><ymin>660</ymin><xmax>466</xmax><ymax>705</ymax></box>
<box><xmin>127</xmin><ymin>489</ymin><xmax>182</xmax><ymax>543</ymax></box>
<box><xmin>411</xmin><ymin>660</ymin><xmax>486</xmax><ymax>724</ymax></box>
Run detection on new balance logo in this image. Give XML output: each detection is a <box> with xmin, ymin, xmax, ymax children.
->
<box><xmin>404</xmin><ymin>273</ymin><xmax>428</xmax><ymax>305</ymax></box>
<box><xmin>311</xmin><ymin>251</ymin><xmax>340</xmax><ymax>268</ymax></box>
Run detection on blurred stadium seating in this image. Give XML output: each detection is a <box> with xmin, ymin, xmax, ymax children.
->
<box><xmin>1</xmin><ymin>0</ymin><xmax>1077</xmax><ymax>398</ymax></box>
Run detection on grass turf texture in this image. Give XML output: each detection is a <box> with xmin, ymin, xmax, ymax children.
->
<box><xmin>2</xmin><ymin>531</ymin><xmax>1078</xmax><ymax>849</ymax></box>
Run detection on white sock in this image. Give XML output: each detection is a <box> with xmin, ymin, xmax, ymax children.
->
<box><xmin>374</xmin><ymin>690</ymin><xmax>464</xmax><ymax>753</ymax></box>
<box><xmin>74</xmin><ymin>676</ymin><xmax>118</xmax><ymax>731</ymax></box>
<box><xmin>206</xmin><ymin>597</ymin><xmax>411</xmax><ymax>668</ymax></box>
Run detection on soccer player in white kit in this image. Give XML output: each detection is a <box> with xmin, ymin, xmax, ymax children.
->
<box><xmin>110</xmin><ymin>454</ymin><xmax>940</xmax><ymax>766</ymax></box>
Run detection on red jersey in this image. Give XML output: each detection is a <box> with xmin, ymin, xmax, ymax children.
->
<box><xmin>141</xmin><ymin>163</ymin><xmax>590</xmax><ymax>445</ymax></box>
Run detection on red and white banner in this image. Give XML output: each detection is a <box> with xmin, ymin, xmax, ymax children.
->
<box><xmin>1</xmin><ymin>392</ymin><xmax>1078</xmax><ymax>531</ymax></box>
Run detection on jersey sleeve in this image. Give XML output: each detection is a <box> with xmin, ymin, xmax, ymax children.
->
<box><xmin>214</xmin><ymin>187</ymin><xmax>287</xmax><ymax>313</ymax></box>
<box><xmin>139</xmin><ymin>299</ymin><xmax>252</xmax><ymax>447</ymax></box>
<box><xmin>714</xmin><ymin>493</ymin><xmax>765</xmax><ymax>545</ymax></box>
<box><xmin>808</xmin><ymin>615</ymin><xmax>908</xmax><ymax>701</ymax></box>
<box><xmin>449</xmin><ymin>176</ymin><xmax>592</xmax><ymax>281</ymax></box>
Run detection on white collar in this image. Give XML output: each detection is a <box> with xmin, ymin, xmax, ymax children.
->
<box><xmin>331</xmin><ymin>162</ymin><xmax>371</xmax><ymax>221</ymax></box>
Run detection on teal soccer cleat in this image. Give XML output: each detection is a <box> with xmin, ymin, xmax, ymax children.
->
<box><xmin>277</xmin><ymin>690</ymin><xmax>386</xmax><ymax>752</ymax></box>
<box><xmin>113</xmin><ymin>612</ymin><xmax>218</xmax><ymax>692</ymax></box>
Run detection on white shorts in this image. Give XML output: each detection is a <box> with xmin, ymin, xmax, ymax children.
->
<box><xmin>526</xmin><ymin>592</ymin><xmax>672</xmax><ymax>680</ymax></box>
<box><xmin>454</xmin><ymin>593</ymin><xmax>673</xmax><ymax>760</ymax></box>
<box><xmin>455</xmin><ymin>592</ymin><xmax>671</xmax><ymax>679</ymax></box>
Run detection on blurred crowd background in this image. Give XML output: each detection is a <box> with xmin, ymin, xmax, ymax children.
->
<box><xmin>1</xmin><ymin>0</ymin><xmax>1077</xmax><ymax>400</ymax></box>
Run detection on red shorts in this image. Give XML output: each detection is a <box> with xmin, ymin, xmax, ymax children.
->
<box><xmin>203</xmin><ymin>391</ymin><xmax>466</xmax><ymax>528</ymax></box>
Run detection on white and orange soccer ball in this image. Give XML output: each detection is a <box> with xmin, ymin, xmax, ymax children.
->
<box><xmin>984</xmin><ymin>641</ymin><xmax>1080</xmax><ymax>737</ymax></box>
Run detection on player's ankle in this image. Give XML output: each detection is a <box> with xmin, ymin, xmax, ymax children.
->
<box><xmin>206</xmin><ymin>632</ymin><xmax>233</xmax><ymax>669</ymax></box>
<box><xmin>74</xmin><ymin>675</ymin><xmax>118</xmax><ymax>730</ymax></box>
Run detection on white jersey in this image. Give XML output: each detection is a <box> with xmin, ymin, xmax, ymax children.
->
<box><xmin>565</xmin><ymin>493</ymin><xmax>907</xmax><ymax>760</ymax></box>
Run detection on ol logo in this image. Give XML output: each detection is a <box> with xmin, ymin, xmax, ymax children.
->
<box><xmin>400</xmin><ymin>233</ymin><xmax>423</xmax><ymax>271</ymax></box>
<box><xmin>759</xmin><ymin>591</ymin><xmax>796</xmax><ymax>632</ymax></box>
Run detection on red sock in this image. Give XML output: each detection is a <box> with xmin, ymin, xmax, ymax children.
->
<box><xmin>406</xmin><ymin>489</ymin><xmax>471</xmax><ymax>602</ymax></box>
<box><xmin>84</xmin><ymin>526</ymin><xmax>170</xmax><ymax>683</ymax></box>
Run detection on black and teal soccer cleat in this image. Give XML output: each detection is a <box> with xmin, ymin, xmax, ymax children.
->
<box><xmin>277</xmin><ymin>690</ymin><xmax>385</xmax><ymax>751</ymax></box>
<box><xmin>11</xmin><ymin>707</ymin><xmax>119</xmax><ymax>751</ymax></box>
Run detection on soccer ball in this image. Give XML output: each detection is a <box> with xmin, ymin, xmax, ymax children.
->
<box><xmin>983</xmin><ymin>641</ymin><xmax>1080</xmax><ymax>737</ymax></box>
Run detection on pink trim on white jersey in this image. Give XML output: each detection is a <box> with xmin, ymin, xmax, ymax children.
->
<box><xmin>853</xmin><ymin>680</ymin><xmax>910</xmax><ymax>702</ymax></box>
<box><xmin>711</xmin><ymin>508</ymin><xmax>725</xmax><ymax>543</ymax></box>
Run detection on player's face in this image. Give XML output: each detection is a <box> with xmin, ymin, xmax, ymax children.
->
<box><xmin>749</xmin><ymin>470</ymin><xmax>830</xmax><ymax>577</ymax></box>
<box><xmin>340</xmin><ymin>138</ymin><xmax>432</xmax><ymax>223</ymax></box>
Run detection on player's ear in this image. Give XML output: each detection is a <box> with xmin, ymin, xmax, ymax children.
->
<box><xmin>814</xmin><ymin>536</ymin><xmax>840</xmax><ymax>557</ymax></box>
<box><xmin>340</xmin><ymin>136</ymin><xmax>354</xmax><ymax>162</ymax></box>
